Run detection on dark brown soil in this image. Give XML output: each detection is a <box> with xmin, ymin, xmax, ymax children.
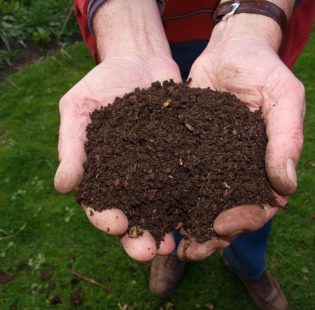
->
<box><xmin>76</xmin><ymin>80</ymin><xmax>277</xmax><ymax>245</ymax></box>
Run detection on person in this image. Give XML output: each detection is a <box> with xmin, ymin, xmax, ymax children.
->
<box><xmin>54</xmin><ymin>0</ymin><xmax>315</xmax><ymax>309</ymax></box>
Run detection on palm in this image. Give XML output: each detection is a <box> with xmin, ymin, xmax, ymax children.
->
<box><xmin>191</xmin><ymin>43</ymin><xmax>296</xmax><ymax>106</ymax></box>
<box><xmin>72</xmin><ymin>55</ymin><xmax>181</xmax><ymax>105</ymax></box>
<box><xmin>55</xmin><ymin>55</ymin><xmax>181</xmax><ymax>261</ymax></box>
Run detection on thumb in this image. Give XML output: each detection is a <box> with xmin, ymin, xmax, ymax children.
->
<box><xmin>54</xmin><ymin>96</ymin><xmax>92</xmax><ymax>194</ymax></box>
<box><xmin>54</xmin><ymin>145</ymin><xmax>85</xmax><ymax>194</ymax></box>
<box><xmin>213</xmin><ymin>204</ymin><xmax>281</xmax><ymax>238</ymax></box>
<box><xmin>264</xmin><ymin>77</ymin><xmax>305</xmax><ymax>195</ymax></box>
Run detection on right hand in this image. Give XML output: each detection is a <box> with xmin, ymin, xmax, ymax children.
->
<box><xmin>54</xmin><ymin>55</ymin><xmax>182</xmax><ymax>261</ymax></box>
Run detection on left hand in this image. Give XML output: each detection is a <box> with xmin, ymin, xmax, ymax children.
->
<box><xmin>177</xmin><ymin>15</ymin><xmax>305</xmax><ymax>261</ymax></box>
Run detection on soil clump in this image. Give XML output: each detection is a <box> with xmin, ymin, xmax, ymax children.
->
<box><xmin>75</xmin><ymin>80</ymin><xmax>277</xmax><ymax>245</ymax></box>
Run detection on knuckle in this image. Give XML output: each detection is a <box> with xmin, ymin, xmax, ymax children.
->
<box><xmin>294</xmin><ymin>79</ymin><xmax>305</xmax><ymax>98</ymax></box>
<box><xmin>59</xmin><ymin>93</ymin><xmax>72</xmax><ymax>112</ymax></box>
<box><xmin>290</xmin><ymin>77</ymin><xmax>305</xmax><ymax>105</ymax></box>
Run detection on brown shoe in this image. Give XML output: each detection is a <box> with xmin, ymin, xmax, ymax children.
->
<box><xmin>149</xmin><ymin>255</ymin><xmax>185</xmax><ymax>298</ymax></box>
<box><xmin>240</xmin><ymin>271</ymin><xmax>289</xmax><ymax>310</ymax></box>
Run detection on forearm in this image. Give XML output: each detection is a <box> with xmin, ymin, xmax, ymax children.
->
<box><xmin>93</xmin><ymin>0</ymin><xmax>171</xmax><ymax>61</ymax></box>
<box><xmin>210</xmin><ymin>0</ymin><xmax>295</xmax><ymax>51</ymax></box>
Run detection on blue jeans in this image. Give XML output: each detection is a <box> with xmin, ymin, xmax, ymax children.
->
<box><xmin>170</xmin><ymin>40</ymin><xmax>272</xmax><ymax>280</ymax></box>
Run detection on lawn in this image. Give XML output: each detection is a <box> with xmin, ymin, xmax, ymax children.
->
<box><xmin>0</xmin><ymin>33</ymin><xmax>314</xmax><ymax>309</ymax></box>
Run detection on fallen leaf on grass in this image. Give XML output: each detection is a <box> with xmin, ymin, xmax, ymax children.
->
<box><xmin>49</xmin><ymin>295</ymin><xmax>62</xmax><ymax>305</ymax></box>
<box><xmin>40</xmin><ymin>268</ymin><xmax>53</xmax><ymax>281</ymax></box>
<box><xmin>0</xmin><ymin>274</ymin><xmax>13</xmax><ymax>284</ymax></box>
<box><xmin>70</xmin><ymin>291</ymin><xmax>83</xmax><ymax>305</ymax></box>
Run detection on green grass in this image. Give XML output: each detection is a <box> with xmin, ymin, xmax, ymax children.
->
<box><xmin>0</xmin><ymin>35</ymin><xmax>314</xmax><ymax>309</ymax></box>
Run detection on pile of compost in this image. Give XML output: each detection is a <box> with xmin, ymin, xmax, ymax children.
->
<box><xmin>75</xmin><ymin>81</ymin><xmax>277</xmax><ymax>245</ymax></box>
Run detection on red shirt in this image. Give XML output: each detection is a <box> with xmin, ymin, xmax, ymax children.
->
<box><xmin>73</xmin><ymin>0</ymin><xmax>315</xmax><ymax>69</ymax></box>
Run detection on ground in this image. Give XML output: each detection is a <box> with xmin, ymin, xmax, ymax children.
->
<box><xmin>0</xmin><ymin>33</ymin><xmax>314</xmax><ymax>309</ymax></box>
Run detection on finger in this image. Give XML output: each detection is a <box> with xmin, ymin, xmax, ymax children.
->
<box><xmin>54</xmin><ymin>148</ymin><xmax>85</xmax><ymax>194</ymax></box>
<box><xmin>54</xmin><ymin>95</ymin><xmax>99</xmax><ymax>194</ymax></box>
<box><xmin>85</xmin><ymin>207</ymin><xmax>129</xmax><ymax>235</ymax></box>
<box><xmin>177</xmin><ymin>237</ymin><xmax>229</xmax><ymax>261</ymax></box>
<box><xmin>214</xmin><ymin>204</ymin><xmax>281</xmax><ymax>238</ymax></box>
<box><xmin>156</xmin><ymin>233</ymin><xmax>176</xmax><ymax>256</ymax></box>
<box><xmin>121</xmin><ymin>230</ymin><xmax>157</xmax><ymax>262</ymax></box>
<box><xmin>264</xmin><ymin>72</ymin><xmax>305</xmax><ymax>195</ymax></box>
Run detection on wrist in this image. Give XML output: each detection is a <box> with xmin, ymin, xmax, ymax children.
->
<box><xmin>212</xmin><ymin>14</ymin><xmax>282</xmax><ymax>51</ymax></box>
<box><xmin>93</xmin><ymin>0</ymin><xmax>172</xmax><ymax>61</ymax></box>
<box><xmin>214</xmin><ymin>0</ymin><xmax>295</xmax><ymax>51</ymax></box>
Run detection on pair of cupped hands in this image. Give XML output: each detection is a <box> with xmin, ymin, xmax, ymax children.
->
<box><xmin>54</xmin><ymin>23</ymin><xmax>304</xmax><ymax>262</ymax></box>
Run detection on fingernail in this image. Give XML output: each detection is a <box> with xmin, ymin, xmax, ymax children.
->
<box><xmin>287</xmin><ymin>158</ymin><xmax>297</xmax><ymax>191</ymax></box>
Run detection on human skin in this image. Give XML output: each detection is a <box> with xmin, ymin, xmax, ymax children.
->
<box><xmin>54</xmin><ymin>0</ymin><xmax>181</xmax><ymax>261</ymax></box>
<box><xmin>55</xmin><ymin>0</ymin><xmax>304</xmax><ymax>262</ymax></box>
<box><xmin>177</xmin><ymin>0</ymin><xmax>305</xmax><ymax>260</ymax></box>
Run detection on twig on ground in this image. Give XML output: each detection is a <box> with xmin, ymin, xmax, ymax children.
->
<box><xmin>7</xmin><ymin>79</ymin><xmax>21</xmax><ymax>90</ymax></box>
<box><xmin>0</xmin><ymin>223</ymin><xmax>27</xmax><ymax>241</ymax></box>
<box><xmin>71</xmin><ymin>269</ymin><xmax>109</xmax><ymax>291</ymax></box>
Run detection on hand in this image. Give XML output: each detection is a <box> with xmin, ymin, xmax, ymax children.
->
<box><xmin>55</xmin><ymin>54</ymin><xmax>182</xmax><ymax>261</ymax></box>
<box><xmin>177</xmin><ymin>14</ymin><xmax>305</xmax><ymax>261</ymax></box>
<box><xmin>55</xmin><ymin>0</ymin><xmax>182</xmax><ymax>262</ymax></box>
